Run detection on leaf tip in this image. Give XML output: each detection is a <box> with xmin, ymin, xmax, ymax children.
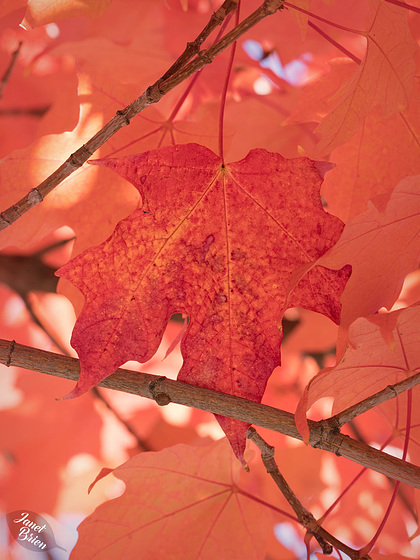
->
<box><xmin>88</xmin><ymin>467</ymin><xmax>115</xmax><ymax>494</ymax></box>
<box><xmin>58</xmin><ymin>383</ymin><xmax>88</xmax><ymax>401</ymax></box>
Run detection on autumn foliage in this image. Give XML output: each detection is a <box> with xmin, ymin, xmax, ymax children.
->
<box><xmin>1</xmin><ymin>0</ymin><xmax>420</xmax><ymax>559</ymax></box>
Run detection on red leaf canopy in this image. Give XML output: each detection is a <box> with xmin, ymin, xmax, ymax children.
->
<box><xmin>57</xmin><ymin>143</ymin><xmax>349</xmax><ymax>461</ymax></box>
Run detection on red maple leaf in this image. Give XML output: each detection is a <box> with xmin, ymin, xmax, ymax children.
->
<box><xmin>57</xmin><ymin>143</ymin><xmax>350</xmax><ymax>461</ymax></box>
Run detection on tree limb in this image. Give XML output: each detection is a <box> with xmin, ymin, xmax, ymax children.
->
<box><xmin>0</xmin><ymin>0</ymin><xmax>285</xmax><ymax>231</ymax></box>
<box><xmin>1</xmin><ymin>338</ymin><xmax>419</xmax><ymax>489</ymax></box>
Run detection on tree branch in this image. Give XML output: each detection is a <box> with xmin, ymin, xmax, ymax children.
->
<box><xmin>0</xmin><ymin>0</ymin><xmax>285</xmax><ymax>231</ymax></box>
<box><xmin>247</xmin><ymin>427</ymin><xmax>370</xmax><ymax>560</ymax></box>
<box><xmin>159</xmin><ymin>0</ymin><xmax>240</xmax><ymax>82</ymax></box>
<box><xmin>1</xmin><ymin>338</ymin><xmax>419</xmax><ymax>489</ymax></box>
<box><xmin>326</xmin><ymin>372</ymin><xmax>420</xmax><ymax>428</ymax></box>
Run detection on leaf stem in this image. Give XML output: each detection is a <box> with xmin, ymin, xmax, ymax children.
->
<box><xmin>159</xmin><ymin>0</ymin><xmax>240</xmax><ymax>83</ymax></box>
<box><xmin>236</xmin><ymin>488</ymin><xmax>297</xmax><ymax>521</ymax></box>
<box><xmin>1</xmin><ymin>338</ymin><xmax>420</xmax><ymax>489</ymax></box>
<box><xmin>360</xmin><ymin>388</ymin><xmax>413</xmax><ymax>556</ymax></box>
<box><xmin>384</xmin><ymin>0</ymin><xmax>420</xmax><ymax>14</ymax></box>
<box><xmin>307</xmin><ymin>21</ymin><xmax>361</xmax><ymax>64</ymax></box>
<box><xmin>218</xmin><ymin>2</ymin><xmax>240</xmax><ymax>162</ymax></box>
<box><xmin>284</xmin><ymin>2</ymin><xmax>363</xmax><ymax>35</ymax></box>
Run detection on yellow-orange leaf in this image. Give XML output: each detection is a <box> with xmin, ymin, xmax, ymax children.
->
<box><xmin>71</xmin><ymin>439</ymin><xmax>273</xmax><ymax>560</ymax></box>
<box><xmin>317</xmin><ymin>175</ymin><xmax>420</xmax><ymax>334</ymax></box>
<box><xmin>314</xmin><ymin>0</ymin><xmax>418</xmax><ymax>156</ymax></box>
<box><xmin>21</xmin><ymin>0</ymin><xmax>112</xmax><ymax>29</ymax></box>
<box><xmin>295</xmin><ymin>303</ymin><xmax>420</xmax><ymax>444</ymax></box>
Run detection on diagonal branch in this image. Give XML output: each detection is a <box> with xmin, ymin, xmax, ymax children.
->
<box><xmin>247</xmin><ymin>427</ymin><xmax>370</xmax><ymax>559</ymax></box>
<box><xmin>0</xmin><ymin>0</ymin><xmax>285</xmax><ymax>231</ymax></box>
<box><xmin>1</xmin><ymin>338</ymin><xmax>420</xmax><ymax>489</ymax></box>
<box><xmin>159</xmin><ymin>0</ymin><xmax>239</xmax><ymax>82</ymax></box>
<box><xmin>326</xmin><ymin>371</ymin><xmax>420</xmax><ymax>429</ymax></box>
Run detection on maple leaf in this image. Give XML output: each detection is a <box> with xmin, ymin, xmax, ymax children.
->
<box><xmin>295</xmin><ymin>303</ymin><xmax>420</xmax><ymax>444</ymax></box>
<box><xmin>0</xmin><ymin>119</ymin><xmax>139</xmax><ymax>253</ymax></box>
<box><xmin>314</xmin><ymin>0</ymin><xmax>418</xmax><ymax>156</ymax></box>
<box><xmin>316</xmin><ymin>176</ymin><xmax>420</xmax><ymax>336</ymax></box>
<box><xmin>286</xmin><ymin>175</ymin><xmax>420</xmax><ymax>356</ymax></box>
<box><xmin>316</xmin><ymin>64</ymin><xmax>420</xmax><ymax>222</ymax></box>
<box><xmin>70</xmin><ymin>439</ymin><xmax>273</xmax><ymax>560</ymax></box>
<box><xmin>57</xmin><ymin>143</ymin><xmax>350</xmax><ymax>461</ymax></box>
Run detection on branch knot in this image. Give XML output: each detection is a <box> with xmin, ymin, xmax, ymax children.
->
<box><xmin>146</xmin><ymin>83</ymin><xmax>164</xmax><ymax>104</ymax></box>
<box><xmin>197</xmin><ymin>50</ymin><xmax>212</xmax><ymax>65</ymax></box>
<box><xmin>313</xmin><ymin>422</ymin><xmax>344</xmax><ymax>457</ymax></box>
<box><xmin>148</xmin><ymin>376</ymin><xmax>171</xmax><ymax>406</ymax></box>
<box><xmin>69</xmin><ymin>145</ymin><xmax>93</xmax><ymax>168</ymax></box>
<box><xmin>6</xmin><ymin>340</ymin><xmax>15</xmax><ymax>367</ymax></box>
<box><xmin>116</xmin><ymin>109</ymin><xmax>130</xmax><ymax>126</ymax></box>
<box><xmin>263</xmin><ymin>0</ymin><xmax>284</xmax><ymax>15</ymax></box>
<box><xmin>27</xmin><ymin>188</ymin><xmax>43</xmax><ymax>205</ymax></box>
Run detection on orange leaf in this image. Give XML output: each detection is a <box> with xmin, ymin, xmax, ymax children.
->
<box><xmin>0</xmin><ymin>1</ymin><xmax>27</xmax><ymax>18</ymax></box>
<box><xmin>71</xmin><ymin>439</ymin><xmax>273</xmax><ymax>560</ymax></box>
<box><xmin>288</xmin><ymin>0</ymin><xmax>311</xmax><ymax>40</ymax></box>
<box><xmin>295</xmin><ymin>303</ymin><xmax>420</xmax><ymax>443</ymax></box>
<box><xmin>317</xmin><ymin>176</ymin><xmax>420</xmax><ymax>335</ymax></box>
<box><xmin>0</xmin><ymin>369</ymin><xmax>103</xmax><ymax>514</ymax></box>
<box><xmin>320</xmin><ymin>68</ymin><xmax>420</xmax><ymax>222</ymax></box>
<box><xmin>21</xmin><ymin>0</ymin><xmax>112</xmax><ymax>29</ymax></box>
<box><xmin>314</xmin><ymin>0</ymin><xmax>418</xmax><ymax>156</ymax></box>
<box><xmin>0</xmin><ymin>125</ymin><xmax>139</xmax><ymax>256</ymax></box>
<box><xmin>57</xmin><ymin>143</ymin><xmax>350</xmax><ymax>461</ymax></box>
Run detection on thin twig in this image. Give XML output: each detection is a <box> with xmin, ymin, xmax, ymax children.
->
<box><xmin>247</xmin><ymin>427</ymin><xmax>371</xmax><ymax>559</ymax></box>
<box><xmin>0</xmin><ymin>253</ymin><xmax>58</xmax><ymax>297</ymax></box>
<box><xmin>27</xmin><ymin>301</ymin><xmax>152</xmax><ymax>452</ymax></box>
<box><xmin>307</xmin><ymin>21</ymin><xmax>361</xmax><ymax>64</ymax></box>
<box><xmin>91</xmin><ymin>387</ymin><xmax>152</xmax><ymax>452</ymax></box>
<box><xmin>0</xmin><ymin>41</ymin><xmax>22</xmax><ymax>99</ymax></box>
<box><xmin>0</xmin><ymin>252</ymin><xmax>152</xmax><ymax>452</ymax></box>
<box><xmin>34</xmin><ymin>236</ymin><xmax>76</xmax><ymax>258</ymax></box>
<box><xmin>159</xmin><ymin>0</ymin><xmax>239</xmax><ymax>82</ymax></box>
<box><xmin>21</xmin><ymin>294</ymin><xmax>69</xmax><ymax>356</ymax></box>
<box><xmin>326</xmin><ymin>372</ymin><xmax>420</xmax><ymax>428</ymax></box>
<box><xmin>28</xmin><ymin>308</ymin><xmax>152</xmax><ymax>453</ymax></box>
<box><xmin>0</xmin><ymin>0</ymin><xmax>285</xmax><ymax>231</ymax></box>
<box><xmin>1</xmin><ymin>339</ymin><xmax>419</xmax><ymax>489</ymax></box>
